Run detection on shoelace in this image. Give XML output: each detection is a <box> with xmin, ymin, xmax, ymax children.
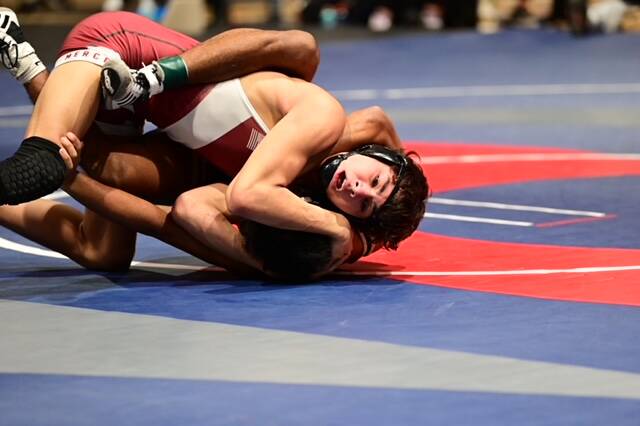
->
<box><xmin>0</xmin><ymin>38</ymin><xmax>18</xmax><ymax>69</ymax></box>
<box><xmin>112</xmin><ymin>70</ymin><xmax>149</xmax><ymax>107</ymax></box>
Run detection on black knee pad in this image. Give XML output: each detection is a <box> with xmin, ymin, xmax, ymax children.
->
<box><xmin>0</xmin><ymin>136</ymin><xmax>66</xmax><ymax>205</ymax></box>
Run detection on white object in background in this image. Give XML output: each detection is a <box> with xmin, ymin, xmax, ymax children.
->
<box><xmin>588</xmin><ymin>0</ymin><xmax>628</xmax><ymax>33</ymax></box>
<box><xmin>368</xmin><ymin>7</ymin><xmax>393</xmax><ymax>32</ymax></box>
<box><xmin>102</xmin><ymin>0</ymin><xmax>123</xmax><ymax>11</ymax></box>
<box><xmin>477</xmin><ymin>0</ymin><xmax>501</xmax><ymax>34</ymax></box>
<box><xmin>137</xmin><ymin>0</ymin><xmax>158</xmax><ymax>19</ymax></box>
<box><xmin>163</xmin><ymin>0</ymin><xmax>209</xmax><ymax>36</ymax></box>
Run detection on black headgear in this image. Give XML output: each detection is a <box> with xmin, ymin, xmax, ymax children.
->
<box><xmin>319</xmin><ymin>144</ymin><xmax>408</xmax><ymax>213</ymax></box>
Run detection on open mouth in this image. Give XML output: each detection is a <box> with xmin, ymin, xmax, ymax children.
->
<box><xmin>335</xmin><ymin>170</ymin><xmax>346</xmax><ymax>191</ymax></box>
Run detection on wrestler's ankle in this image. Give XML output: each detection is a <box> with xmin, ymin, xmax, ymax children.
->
<box><xmin>0</xmin><ymin>7</ymin><xmax>46</xmax><ymax>84</ymax></box>
<box><xmin>151</xmin><ymin>55</ymin><xmax>189</xmax><ymax>92</ymax></box>
<box><xmin>13</xmin><ymin>41</ymin><xmax>46</xmax><ymax>84</ymax></box>
<box><xmin>137</xmin><ymin>62</ymin><xmax>164</xmax><ymax>97</ymax></box>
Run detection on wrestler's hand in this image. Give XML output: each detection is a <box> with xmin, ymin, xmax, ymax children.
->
<box><xmin>58</xmin><ymin>131</ymin><xmax>84</xmax><ymax>172</ymax></box>
<box><xmin>316</xmin><ymin>226</ymin><xmax>354</xmax><ymax>277</ymax></box>
<box><xmin>318</xmin><ymin>229</ymin><xmax>382</xmax><ymax>278</ymax></box>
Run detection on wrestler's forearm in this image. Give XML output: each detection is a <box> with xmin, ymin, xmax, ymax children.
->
<box><xmin>172</xmin><ymin>184</ymin><xmax>262</xmax><ymax>272</ymax></box>
<box><xmin>183</xmin><ymin>28</ymin><xmax>319</xmax><ymax>82</ymax></box>
<box><xmin>228</xmin><ymin>183</ymin><xmax>354</xmax><ymax>266</ymax></box>
<box><xmin>63</xmin><ymin>172</ymin><xmax>260</xmax><ymax>276</ymax></box>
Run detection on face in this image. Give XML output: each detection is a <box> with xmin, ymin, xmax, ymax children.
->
<box><xmin>325</xmin><ymin>154</ymin><xmax>397</xmax><ymax>218</ymax></box>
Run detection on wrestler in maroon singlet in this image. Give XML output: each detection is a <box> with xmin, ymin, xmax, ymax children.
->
<box><xmin>57</xmin><ymin>11</ymin><xmax>265</xmax><ymax>178</ymax></box>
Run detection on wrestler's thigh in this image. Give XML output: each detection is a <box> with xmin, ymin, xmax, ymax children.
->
<box><xmin>25</xmin><ymin>61</ymin><xmax>100</xmax><ymax>143</ymax></box>
<box><xmin>81</xmin><ymin>129</ymin><xmax>200</xmax><ymax>203</ymax></box>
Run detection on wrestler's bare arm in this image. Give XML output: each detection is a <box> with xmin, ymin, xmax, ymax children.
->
<box><xmin>184</xmin><ymin>28</ymin><xmax>319</xmax><ymax>83</ymax></box>
<box><xmin>63</xmin><ymin>171</ymin><xmax>260</xmax><ymax>276</ymax></box>
<box><xmin>172</xmin><ymin>184</ymin><xmax>260</xmax><ymax>270</ymax></box>
<box><xmin>226</xmin><ymin>82</ymin><xmax>353</xmax><ymax>262</ymax></box>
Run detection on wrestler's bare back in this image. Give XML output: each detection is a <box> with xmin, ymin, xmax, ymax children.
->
<box><xmin>239</xmin><ymin>71</ymin><xmax>345</xmax><ymax>174</ymax></box>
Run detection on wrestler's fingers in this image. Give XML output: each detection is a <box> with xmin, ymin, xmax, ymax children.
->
<box><xmin>58</xmin><ymin>146</ymin><xmax>73</xmax><ymax>170</ymax></box>
<box><xmin>59</xmin><ymin>135</ymin><xmax>79</xmax><ymax>171</ymax></box>
<box><xmin>60</xmin><ymin>135</ymin><xmax>77</xmax><ymax>159</ymax></box>
<box><xmin>64</xmin><ymin>131</ymin><xmax>84</xmax><ymax>152</ymax></box>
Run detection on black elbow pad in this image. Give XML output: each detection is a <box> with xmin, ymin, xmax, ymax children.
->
<box><xmin>0</xmin><ymin>136</ymin><xmax>66</xmax><ymax>205</ymax></box>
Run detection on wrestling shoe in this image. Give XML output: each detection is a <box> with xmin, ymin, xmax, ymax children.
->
<box><xmin>101</xmin><ymin>58</ymin><xmax>165</xmax><ymax>110</ymax></box>
<box><xmin>0</xmin><ymin>7</ymin><xmax>45</xmax><ymax>83</ymax></box>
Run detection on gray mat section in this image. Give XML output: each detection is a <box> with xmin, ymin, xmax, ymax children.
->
<box><xmin>2</xmin><ymin>299</ymin><xmax>640</xmax><ymax>399</ymax></box>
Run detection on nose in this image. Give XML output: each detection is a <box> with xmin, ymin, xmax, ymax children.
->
<box><xmin>348</xmin><ymin>180</ymin><xmax>369</xmax><ymax>198</ymax></box>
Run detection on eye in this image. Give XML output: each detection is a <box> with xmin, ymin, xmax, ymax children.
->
<box><xmin>372</xmin><ymin>176</ymin><xmax>379</xmax><ymax>187</ymax></box>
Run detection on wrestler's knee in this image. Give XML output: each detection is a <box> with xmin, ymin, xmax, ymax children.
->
<box><xmin>286</xmin><ymin>30</ymin><xmax>318</xmax><ymax>60</ymax></box>
<box><xmin>0</xmin><ymin>136</ymin><xmax>66</xmax><ymax>205</ymax></box>
<box><xmin>281</xmin><ymin>29</ymin><xmax>319</xmax><ymax>79</ymax></box>
<box><xmin>78</xmin><ymin>244</ymin><xmax>134</xmax><ymax>272</ymax></box>
<box><xmin>171</xmin><ymin>191</ymin><xmax>196</xmax><ymax>227</ymax></box>
<box><xmin>361</xmin><ymin>105</ymin><xmax>387</xmax><ymax>128</ymax></box>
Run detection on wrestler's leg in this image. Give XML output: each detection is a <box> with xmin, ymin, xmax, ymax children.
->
<box><xmin>0</xmin><ymin>8</ymin><xmax>48</xmax><ymax>105</ymax></box>
<box><xmin>0</xmin><ymin>60</ymin><xmax>101</xmax><ymax>205</ymax></box>
<box><xmin>0</xmin><ymin>129</ymin><xmax>200</xmax><ymax>272</ymax></box>
<box><xmin>103</xmin><ymin>27</ymin><xmax>319</xmax><ymax>107</ymax></box>
<box><xmin>0</xmin><ymin>7</ymin><xmax>47</xmax><ymax>103</ymax></box>
<box><xmin>179</xmin><ymin>28</ymin><xmax>319</xmax><ymax>83</ymax></box>
<box><xmin>81</xmin><ymin>128</ymin><xmax>211</xmax><ymax>203</ymax></box>
<box><xmin>0</xmin><ymin>201</ymin><xmax>136</xmax><ymax>271</ymax></box>
<box><xmin>26</xmin><ymin>61</ymin><xmax>100</xmax><ymax>142</ymax></box>
<box><xmin>7</xmin><ymin>53</ymin><xmax>182</xmax><ymax>205</ymax></box>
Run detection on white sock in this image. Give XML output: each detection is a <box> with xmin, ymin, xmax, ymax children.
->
<box><xmin>138</xmin><ymin>62</ymin><xmax>165</xmax><ymax>97</ymax></box>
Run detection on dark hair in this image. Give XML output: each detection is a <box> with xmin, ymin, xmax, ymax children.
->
<box><xmin>355</xmin><ymin>151</ymin><xmax>429</xmax><ymax>250</ymax></box>
<box><xmin>239</xmin><ymin>220</ymin><xmax>333</xmax><ymax>280</ymax></box>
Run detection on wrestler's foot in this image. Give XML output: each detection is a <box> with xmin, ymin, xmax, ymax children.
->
<box><xmin>101</xmin><ymin>59</ymin><xmax>164</xmax><ymax>110</ymax></box>
<box><xmin>0</xmin><ymin>7</ymin><xmax>45</xmax><ymax>83</ymax></box>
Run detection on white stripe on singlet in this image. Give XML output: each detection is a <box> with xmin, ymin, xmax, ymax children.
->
<box><xmin>54</xmin><ymin>46</ymin><xmax>121</xmax><ymax>68</ymax></box>
<box><xmin>163</xmin><ymin>78</ymin><xmax>270</xmax><ymax>150</ymax></box>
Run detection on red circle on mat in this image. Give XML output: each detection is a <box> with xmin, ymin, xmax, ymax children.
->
<box><xmin>348</xmin><ymin>142</ymin><xmax>640</xmax><ymax>306</ymax></box>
